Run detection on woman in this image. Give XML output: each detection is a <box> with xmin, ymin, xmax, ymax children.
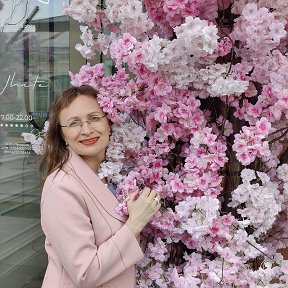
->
<box><xmin>40</xmin><ymin>85</ymin><xmax>161</xmax><ymax>288</ymax></box>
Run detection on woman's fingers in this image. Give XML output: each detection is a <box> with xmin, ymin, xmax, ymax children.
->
<box><xmin>140</xmin><ymin>188</ymin><xmax>161</xmax><ymax>206</ymax></box>
<box><xmin>130</xmin><ymin>191</ymin><xmax>138</xmax><ymax>199</ymax></box>
<box><xmin>126</xmin><ymin>191</ymin><xmax>138</xmax><ymax>203</ymax></box>
<box><xmin>152</xmin><ymin>195</ymin><xmax>161</xmax><ymax>207</ymax></box>
<box><xmin>147</xmin><ymin>189</ymin><xmax>157</xmax><ymax>200</ymax></box>
<box><xmin>128</xmin><ymin>187</ymin><xmax>161</xmax><ymax>209</ymax></box>
<box><xmin>139</xmin><ymin>187</ymin><xmax>157</xmax><ymax>200</ymax></box>
<box><xmin>141</xmin><ymin>187</ymin><xmax>151</xmax><ymax>197</ymax></box>
<box><xmin>125</xmin><ymin>188</ymin><xmax>162</xmax><ymax>236</ymax></box>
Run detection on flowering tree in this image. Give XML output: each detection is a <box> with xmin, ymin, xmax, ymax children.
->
<box><xmin>63</xmin><ymin>0</ymin><xmax>288</xmax><ymax>287</ymax></box>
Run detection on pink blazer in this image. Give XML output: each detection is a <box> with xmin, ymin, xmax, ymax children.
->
<box><xmin>40</xmin><ymin>148</ymin><xmax>144</xmax><ymax>288</ymax></box>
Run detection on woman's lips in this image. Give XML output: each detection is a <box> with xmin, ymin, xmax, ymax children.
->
<box><xmin>80</xmin><ymin>137</ymin><xmax>99</xmax><ymax>145</ymax></box>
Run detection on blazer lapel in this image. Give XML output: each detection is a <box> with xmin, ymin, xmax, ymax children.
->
<box><xmin>67</xmin><ymin>148</ymin><xmax>127</xmax><ymax>223</ymax></box>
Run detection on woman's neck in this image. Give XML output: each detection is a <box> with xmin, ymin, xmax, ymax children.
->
<box><xmin>81</xmin><ymin>153</ymin><xmax>105</xmax><ymax>175</ymax></box>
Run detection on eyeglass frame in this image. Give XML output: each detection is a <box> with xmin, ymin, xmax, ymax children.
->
<box><xmin>59</xmin><ymin>114</ymin><xmax>106</xmax><ymax>129</ymax></box>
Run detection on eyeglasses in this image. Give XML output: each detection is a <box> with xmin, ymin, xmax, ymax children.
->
<box><xmin>60</xmin><ymin>114</ymin><xmax>106</xmax><ymax>130</ymax></box>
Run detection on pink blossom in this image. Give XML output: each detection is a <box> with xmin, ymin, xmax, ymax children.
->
<box><xmin>115</xmin><ymin>202</ymin><xmax>128</xmax><ymax>216</ymax></box>
<box><xmin>154</xmin><ymin>104</ymin><xmax>172</xmax><ymax>123</ymax></box>
<box><xmin>255</xmin><ymin>117</ymin><xmax>271</xmax><ymax>136</ymax></box>
<box><xmin>215</xmin><ymin>37</ymin><xmax>233</xmax><ymax>56</ymax></box>
<box><xmin>64</xmin><ymin>0</ymin><xmax>288</xmax><ymax>286</ymax></box>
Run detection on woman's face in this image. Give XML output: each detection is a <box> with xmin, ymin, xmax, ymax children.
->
<box><xmin>59</xmin><ymin>94</ymin><xmax>110</xmax><ymax>168</ymax></box>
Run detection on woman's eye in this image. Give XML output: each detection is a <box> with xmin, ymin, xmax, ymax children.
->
<box><xmin>69</xmin><ymin>121</ymin><xmax>81</xmax><ymax>127</ymax></box>
<box><xmin>90</xmin><ymin>116</ymin><xmax>100</xmax><ymax>122</ymax></box>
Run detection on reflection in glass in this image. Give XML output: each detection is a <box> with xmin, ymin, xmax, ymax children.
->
<box><xmin>0</xmin><ymin>1</ymin><xmax>70</xmax><ymax>287</ymax></box>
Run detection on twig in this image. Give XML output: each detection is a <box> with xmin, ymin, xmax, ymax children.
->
<box><xmin>269</xmin><ymin>125</ymin><xmax>288</xmax><ymax>136</ymax></box>
<box><xmin>268</xmin><ymin>127</ymin><xmax>288</xmax><ymax>145</ymax></box>
<box><xmin>246</xmin><ymin>240</ymin><xmax>280</xmax><ymax>266</ymax></box>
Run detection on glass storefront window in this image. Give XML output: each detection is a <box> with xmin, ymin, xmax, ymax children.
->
<box><xmin>0</xmin><ymin>1</ymin><xmax>74</xmax><ymax>287</ymax></box>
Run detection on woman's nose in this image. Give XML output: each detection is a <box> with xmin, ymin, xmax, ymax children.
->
<box><xmin>80</xmin><ymin>121</ymin><xmax>93</xmax><ymax>134</ymax></box>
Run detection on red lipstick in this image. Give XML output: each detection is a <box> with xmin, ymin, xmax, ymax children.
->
<box><xmin>80</xmin><ymin>138</ymin><xmax>98</xmax><ymax>145</ymax></box>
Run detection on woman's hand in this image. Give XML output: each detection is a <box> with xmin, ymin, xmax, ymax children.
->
<box><xmin>125</xmin><ymin>187</ymin><xmax>161</xmax><ymax>236</ymax></box>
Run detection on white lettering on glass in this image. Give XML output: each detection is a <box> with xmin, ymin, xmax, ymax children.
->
<box><xmin>0</xmin><ymin>73</ymin><xmax>48</xmax><ymax>95</ymax></box>
<box><xmin>37</xmin><ymin>0</ymin><xmax>50</xmax><ymax>4</ymax></box>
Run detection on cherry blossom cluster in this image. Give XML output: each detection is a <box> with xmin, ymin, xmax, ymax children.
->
<box><xmin>232</xmin><ymin>0</ymin><xmax>288</xmax><ymax>23</ymax></box>
<box><xmin>105</xmin><ymin>0</ymin><xmax>154</xmax><ymax>38</ymax></box>
<box><xmin>63</xmin><ymin>0</ymin><xmax>288</xmax><ymax>286</ymax></box>
<box><xmin>63</xmin><ymin>0</ymin><xmax>99</xmax><ymax>26</ymax></box>
<box><xmin>232</xmin><ymin>3</ymin><xmax>286</xmax><ymax>58</ymax></box>
<box><xmin>143</xmin><ymin>0</ymin><xmax>201</xmax><ymax>33</ymax></box>
<box><xmin>232</xmin><ymin>117</ymin><xmax>271</xmax><ymax>165</ymax></box>
<box><xmin>229</xmin><ymin>168</ymin><xmax>283</xmax><ymax>237</ymax></box>
<box><xmin>98</xmin><ymin>121</ymin><xmax>147</xmax><ymax>183</ymax></box>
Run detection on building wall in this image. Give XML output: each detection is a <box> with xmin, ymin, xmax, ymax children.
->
<box><xmin>0</xmin><ymin>1</ymin><xmax>86</xmax><ymax>287</ymax></box>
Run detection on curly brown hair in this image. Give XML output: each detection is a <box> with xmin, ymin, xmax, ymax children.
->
<box><xmin>41</xmin><ymin>85</ymin><xmax>99</xmax><ymax>181</ymax></box>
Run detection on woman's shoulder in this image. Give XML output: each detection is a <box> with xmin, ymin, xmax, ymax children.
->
<box><xmin>41</xmin><ymin>167</ymin><xmax>85</xmax><ymax>205</ymax></box>
<box><xmin>43</xmin><ymin>165</ymin><xmax>82</xmax><ymax>194</ymax></box>
<box><xmin>45</xmin><ymin>166</ymin><xmax>72</xmax><ymax>183</ymax></box>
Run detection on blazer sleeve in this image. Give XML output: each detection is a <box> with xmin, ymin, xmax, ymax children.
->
<box><xmin>41</xmin><ymin>178</ymin><xmax>144</xmax><ymax>288</ymax></box>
